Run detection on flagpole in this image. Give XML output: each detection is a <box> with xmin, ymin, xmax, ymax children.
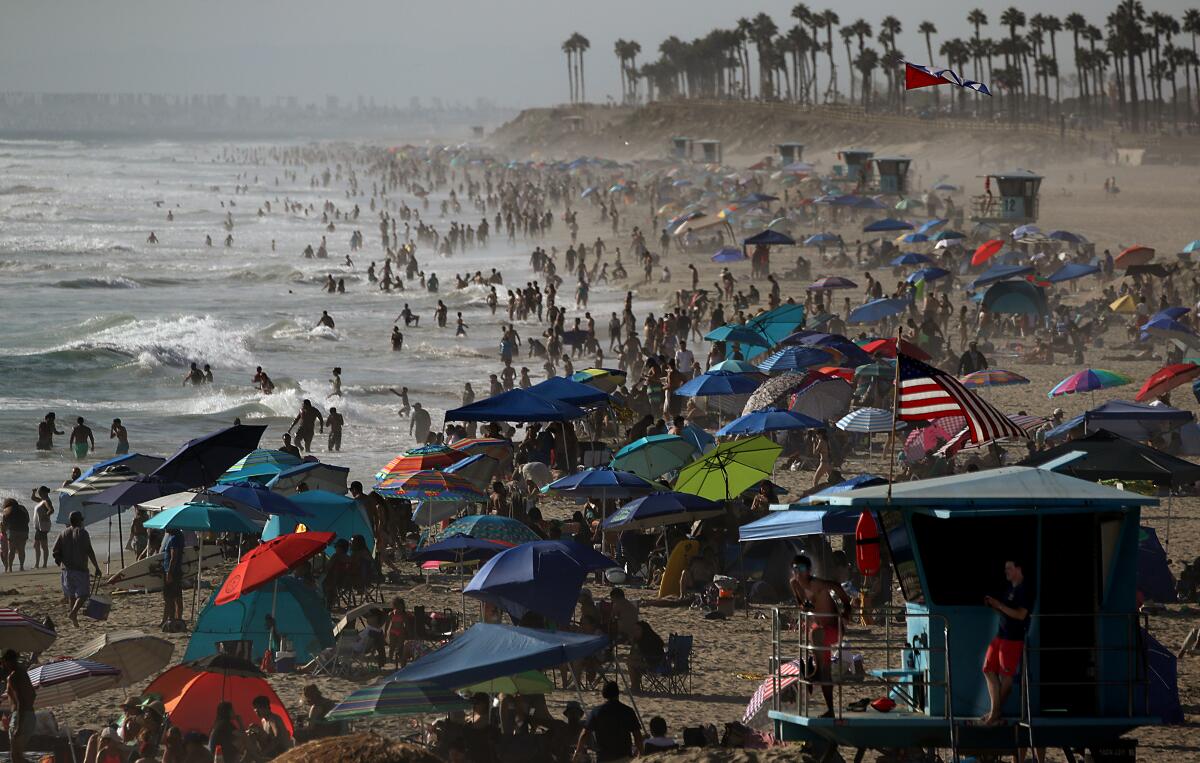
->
<box><xmin>885</xmin><ymin>330</ymin><xmax>903</xmax><ymax>504</ymax></box>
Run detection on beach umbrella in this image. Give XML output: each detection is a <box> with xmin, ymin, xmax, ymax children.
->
<box><xmin>896</xmin><ymin>233</ymin><xmax>929</xmax><ymax>245</ymax></box>
<box><xmin>464</xmin><ymin>540</ymin><xmax>617</xmax><ymax>623</ymax></box>
<box><xmin>143</xmin><ymin>654</ymin><xmax>293</xmax><ymax>736</ymax></box>
<box><xmin>1048</xmin><ymin>230</ymin><xmax>1086</xmax><ymax>244</ymax></box>
<box><xmin>904</xmin><ymin>424</ymin><xmax>955</xmax><ymax>461</ymax></box>
<box><xmin>218</xmin><ymin>449</ymin><xmax>303</xmax><ymax>483</ymax></box>
<box><xmin>328</xmin><ymin>679</ymin><xmax>469</xmax><ymax>721</ymax></box>
<box><xmin>848</xmin><ymin>298</ymin><xmax>910</xmax><ymax>325</ymax></box>
<box><xmin>808</xmin><ymin>276</ymin><xmax>857</xmax><ymax>290</ymax></box>
<box><xmin>895</xmin><ymin>198</ymin><xmax>924</xmax><ymax>212</ymax></box>
<box><xmin>804</xmin><ymin>232</ymin><xmax>841</xmax><ymax>247</ymax></box>
<box><xmin>151</xmin><ymin>423</ymin><xmax>267</xmax><ymax>487</ymax></box>
<box><xmin>443</xmin><ymin>454</ymin><xmax>502</xmax><ymax>490</ymax></box>
<box><xmin>611</xmin><ymin>435</ymin><xmax>699</xmax><ymax>480</ymax></box>
<box><xmin>84</xmin><ymin>474</ymin><xmax>189</xmax><ymax>510</ymax></box>
<box><xmin>716</xmin><ymin>408</ymin><xmax>824</xmax><ymax>437</ymax></box>
<box><xmin>679</xmin><ymin>424</ymin><xmax>717</xmax><ymax>454</ymax></box>
<box><xmin>890</xmin><ymin>252</ymin><xmax>932</xmax><ymax>266</ymax></box>
<box><xmin>709</xmin><ymin>358</ymin><xmax>763</xmax><ymax>374</ymax></box>
<box><xmin>1110</xmin><ymin>294</ymin><xmax>1137</xmax><ymax>314</ymax></box>
<box><xmin>535</xmin><ymin>376</ymin><xmax>611</xmax><ymax>407</ymax></box>
<box><xmin>859</xmin><ymin>338</ymin><xmax>931</xmax><ymax>361</ymax></box>
<box><xmin>1151</xmin><ymin>307</ymin><xmax>1190</xmax><ymax>322</ymax></box>
<box><xmin>571</xmin><ymin>367</ymin><xmax>627</xmax><ymax>393</ymax></box>
<box><xmin>1135</xmin><ymin>363</ymin><xmax>1200</xmax><ymax>402</ymax></box>
<box><xmin>78</xmin><ymin>631</ymin><xmax>174</xmax><ymax>687</ymax></box>
<box><xmin>742</xmin><ymin>370</ymin><xmax>823</xmax><ymax>414</ymax></box>
<box><xmin>971</xmin><ymin>239</ymin><xmax>1005</xmax><ymax>266</ymax></box>
<box><xmin>1116</xmin><ymin>245</ymin><xmax>1155</xmax><ymax>268</ymax></box>
<box><xmin>932</xmin><ymin>182</ymin><xmax>959</xmax><ymax>191</ymax></box>
<box><xmin>375</xmin><ymin>470</ymin><xmax>487</xmax><ymax>503</ymax></box>
<box><xmin>1011</xmin><ymin>224</ymin><xmax>1041</xmax><ymax>239</ymax></box>
<box><xmin>743</xmin><ymin>229</ymin><xmax>796</xmax><ymax>246</ymax></box>
<box><xmin>931</xmin><ymin>229</ymin><xmax>965</xmax><ymax>242</ymax></box>
<box><xmin>1182</xmin><ymin>240</ymin><xmax>1200</xmax><ymax>254</ymax></box>
<box><xmin>704</xmin><ymin>323</ymin><xmax>773</xmax><ymax>347</ymax></box>
<box><xmin>862</xmin><ymin>217</ymin><xmax>914</xmax><ymax>232</ymax></box>
<box><xmin>853</xmin><ymin>196</ymin><xmax>888</xmax><ymax>210</ymax></box>
<box><xmin>462</xmin><ymin>670</ymin><xmax>555</xmax><ymax>696</ymax></box>
<box><xmin>960</xmin><ymin>369</ymin><xmax>1030</xmax><ymax>389</ymax></box>
<box><xmin>206</xmin><ymin>482</ymin><xmax>310</xmax><ymax>518</ymax></box>
<box><xmin>675</xmin><ymin>370</ymin><xmax>763</xmax><ymax>398</ymax></box>
<box><xmin>434</xmin><ymin>515</ymin><xmax>541</xmax><ymax>548</ymax></box>
<box><xmin>215</xmin><ymin>531</ymin><xmax>336</xmax><ymax>604</ymax></box>
<box><xmin>1046</xmin><ymin>263</ymin><xmax>1101</xmax><ymax>283</ymax></box>
<box><xmin>918</xmin><ymin>218</ymin><xmax>948</xmax><ymax>234</ymax></box>
<box><xmin>187</xmin><ymin>578</ymin><xmax>333</xmax><ymax>663</ymax></box>
<box><xmin>1049</xmin><ymin>369</ymin><xmax>1132</xmax><ymax>398</ymax></box>
<box><xmin>602</xmin><ymin>492</ymin><xmax>725</xmax><ymax>531</ymax></box>
<box><xmin>789</xmin><ymin>376</ymin><xmax>855</xmax><ymax>422</ymax></box>
<box><xmin>26</xmin><ymin>659</ymin><xmax>121</xmax><ymax>708</ymax></box>
<box><xmin>0</xmin><ymin>608</ymin><xmax>57</xmax><ymax>653</ymax></box>
<box><xmin>56</xmin><ymin>465</ymin><xmax>144</xmax><ymax>523</ymax></box>
<box><xmin>757</xmin><ymin>346</ymin><xmax>843</xmax><ymax>374</ymax></box>
<box><xmin>265</xmin><ymin>462</ymin><xmax>348</xmax><ymax>495</ymax></box>
<box><xmin>543</xmin><ymin>467</ymin><xmax>659</xmax><ymax>498</ymax></box>
<box><xmin>1142</xmin><ymin>317</ymin><xmax>1200</xmax><ymax>347</ymax></box>
<box><xmin>375</xmin><ymin>445</ymin><xmax>467</xmax><ymax>481</ymax></box>
<box><xmin>836</xmin><ymin>408</ymin><xmax>902</xmax><ymax>434</ymax></box>
<box><xmin>450</xmin><ymin>437</ymin><xmax>514</xmax><ymax>462</ymax></box>
<box><xmin>712</xmin><ymin>246</ymin><xmax>747</xmax><ymax>263</ymax></box>
<box><xmin>907</xmin><ymin>267</ymin><xmax>950</xmax><ymax>284</ymax></box>
<box><xmin>410</xmin><ymin>535</ymin><xmax>507</xmax><ymax>563</ymax></box>
<box><xmin>144</xmin><ymin>503</ymin><xmax>259</xmax><ymax>534</ymax></box>
<box><xmin>674</xmin><ymin>436</ymin><xmax>782</xmax><ymax>502</ymax></box>
<box><xmin>744</xmin><ymin>659</ymin><xmax>805</xmax><ymax>728</ymax></box>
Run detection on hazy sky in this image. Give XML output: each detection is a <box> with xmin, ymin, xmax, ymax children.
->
<box><xmin>2</xmin><ymin>0</ymin><xmax>1195</xmax><ymax>107</ymax></box>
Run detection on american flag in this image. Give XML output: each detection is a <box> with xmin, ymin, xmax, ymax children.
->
<box><xmin>897</xmin><ymin>354</ymin><xmax>1027</xmax><ymax>444</ymax></box>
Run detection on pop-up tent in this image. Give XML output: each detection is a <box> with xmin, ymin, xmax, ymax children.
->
<box><xmin>184</xmin><ymin>576</ymin><xmax>334</xmax><ymax>662</ymax></box>
<box><xmin>528</xmin><ymin>376</ymin><xmax>610</xmax><ymax>407</ymax></box>
<box><xmin>1084</xmin><ymin>400</ymin><xmax>1193</xmax><ymax>440</ymax></box>
<box><xmin>1137</xmin><ymin>526</ymin><xmax>1177</xmax><ymax>604</ymax></box>
<box><xmin>262</xmin><ymin>490</ymin><xmax>373</xmax><ymax>553</ymax></box>
<box><xmin>445</xmin><ymin>388</ymin><xmax>586</xmax><ymax>422</ymax></box>
<box><xmin>1020</xmin><ymin>430</ymin><xmax>1200</xmax><ymax>486</ymax></box>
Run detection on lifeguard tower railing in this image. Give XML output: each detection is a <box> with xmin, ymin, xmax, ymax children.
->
<box><xmin>769</xmin><ymin>606</ymin><xmax>1150</xmax><ymax>749</ymax></box>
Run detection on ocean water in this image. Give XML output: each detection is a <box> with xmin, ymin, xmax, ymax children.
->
<box><xmin>0</xmin><ymin>139</ymin><xmax>632</xmax><ymax>523</ymax></box>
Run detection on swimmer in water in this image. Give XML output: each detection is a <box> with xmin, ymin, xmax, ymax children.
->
<box><xmin>110</xmin><ymin>418</ymin><xmax>129</xmax><ymax>455</ymax></box>
<box><xmin>390</xmin><ymin>387</ymin><xmax>411</xmax><ymax>418</ymax></box>
<box><xmin>316</xmin><ymin>311</ymin><xmax>335</xmax><ymax>329</ymax></box>
<box><xmin>391</xmin><ymin>326</ymin><xmax>404</xmax><ymax>351</ymax></box>
<box><xmin>183</xmin><ymin>362</ymin><xmax>204</xmax><ymax>386</ymax></box>
<box><xmin>330</xmin><ymin>367</ymin><xmax>343</xmax><ymax>397</ymax></box>
<box><xmin>69</xmin><ymin>417</ymin><xmax>95</xmax><ymax>460</ymax></box>
<box><xmin>326</xmin><ymin>407</ymin><xmax>344</xmax><ymax>452</ymax></box>
<box><xmin>147</xmin><ymin>231</ymin><xmax>158</xmax><ymax>244</ymax></box>
<box><xmin>36</xmin><ymin>412</ymin><xmax>63</xmax><ymax>451</ymax></box>
<box><xmin>287</xmin><ymin>399</ymin><xmax>324</xmax><ymax>453</ymax></box>
<box><xmin>253</xmin><ymin>366</ymin><xmax>275</xmax><ymax>395</ymax></box>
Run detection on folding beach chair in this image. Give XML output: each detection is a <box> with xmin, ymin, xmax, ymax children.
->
<box><xmin>643</xmin><ymin>633</ymin><xmax>693</xmax><ymax>694</ymax></box>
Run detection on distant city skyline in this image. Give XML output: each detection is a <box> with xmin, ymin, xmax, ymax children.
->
<box><xmin>3</xmin><ymin>0</ymin><xmax>1196</xmax><ymax>107</ymax></box>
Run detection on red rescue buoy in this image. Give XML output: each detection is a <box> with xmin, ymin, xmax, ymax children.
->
<box><xmin>855</xmin><ymin>510</ymin><xmax>881</xmax><ymax>576</ymax></box>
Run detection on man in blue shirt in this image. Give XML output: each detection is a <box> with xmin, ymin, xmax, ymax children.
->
<box><xmin>161</xmin><ymin>529</ymin><xmax>185</xmax><ymax>630</ymax></box>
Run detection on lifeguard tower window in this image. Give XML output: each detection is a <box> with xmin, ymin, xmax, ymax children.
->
<box><xmin>880</xmin><ymin>509</ymin><xmax>924</xmax><ymax>603</ymax></box>
<box><xmin>910</xmin><ymin>514</ymin><xmax>1037</xmax><ymax>606</ymax></box>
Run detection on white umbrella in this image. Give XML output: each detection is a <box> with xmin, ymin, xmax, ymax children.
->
<box><xmin>0</xmin><ymin>608</ymin><xmax>57</xmax><ymax>654</ymax></box>
<box><xmin>836</xmin><ymin>407</ymin><xmax>906</xmax><ymax>434</ymax></box>
<box><xmin>78</xmin><ymin>631</ymin><xmax>174</xmax><ymax>687</ymax></box>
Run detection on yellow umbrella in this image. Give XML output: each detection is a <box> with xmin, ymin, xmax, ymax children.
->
<box><xmin>1109</xmin><ymin>294</ymin><xmax>1137</xmax><ymax>314</ymax></box>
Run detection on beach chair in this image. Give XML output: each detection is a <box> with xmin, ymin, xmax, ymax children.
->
<box><xmin>643</xmin><ymin>633</ymin><xmax>692</xmax><ymax>694</ymax></box>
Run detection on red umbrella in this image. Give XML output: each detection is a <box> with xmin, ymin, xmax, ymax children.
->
<box><xmin>816</xmin><ymin>366</ymin><xmax>855</xmax><ymax>382</ymax></box>
<box><xmin>1135</xmin><ymin>363</ymin><xmax>1200</xmax><ymax>402</ymax></box>
<box><xmin>144</xmin><ymin>654</ymin><xmax>293</xmax><ymax>736</ymax></box>
<box><xmin>215</xmin><ymin>531</ymin><xmax>335</xmax><ymax>605</ymax></box>
<box><xmin>1115</xmin><ymin>245</ymin><xmax>1155</xmax><ymax>269</ymax></box>
<box><xmin>971</xmin><ymin>239</ymin><xmax>1005</xmax><ymax>266</ymax></box>
<box><xmin>860</xmin><ymin>338</ymin><xmax>932</xmax><ymax>361</ymax></box>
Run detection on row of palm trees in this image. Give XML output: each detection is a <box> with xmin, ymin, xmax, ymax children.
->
<box><xmin>562</xmin><ymin>2</ymin><xmax>1200</xmax><ymax>131</ymax></box>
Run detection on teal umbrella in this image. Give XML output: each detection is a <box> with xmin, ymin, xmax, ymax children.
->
<box><xmin>326</xmin><ymin>679</ymin><xmax>469</xmax><ymax>720</ymax></box>
<box><xmin>611</xmin><ymin>434</ymin><xmax>699</xmax><ymax>480</ymax></box>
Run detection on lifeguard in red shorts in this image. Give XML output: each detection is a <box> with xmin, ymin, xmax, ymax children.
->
<box><xmin>789</xmin><ymin>554</ymin><xmax>853</xmax><ymax>718</ymax></box>
<box><xmin>981</xmin><ymin>559</ymin><xmax>1032</xmax><ymax>726</ymax></box>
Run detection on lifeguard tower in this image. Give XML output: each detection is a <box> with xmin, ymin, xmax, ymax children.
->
<box><xmin>778</xmin><ymin>142</ymin><xmax>805</xmax><ymax>165</ymax></box>
<box><xmin>835</xmin><ymin>149</ymin><xmax>875</xmax><ymax>184</ymax></box>
<box><xmin>670</xmin><ymin>136</ymin><xmax>693</xmax><ymax>160</ymax></box>
<box><xmin>769</xmin><ymin>465</ymin><xmax>1161</xmax><ymax>761</ymax></box>
<box><xmin>971</xmin><ymin>169</ymin><xmax>1042</xmax><ymax>225</ymax></box>
<box><xmin>694</xmin><ymin>139</ymin><xmax>723</xmax><ymax>164</ymax></box>
<box><xmin>874</xmin><ymin>156</ymin><xmax>913</xmax><ymax>196</ymax></box>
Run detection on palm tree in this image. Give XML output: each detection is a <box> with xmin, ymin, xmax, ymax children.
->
<box><xmin>879</xmin><ymin>16</ymin><xmax>902</xmax><ymax>108</ymax></box>
<box><xmin>751</xmin><ymin>13</ymin><xmax>780</xmax><ymax>98</ymax></box>
<box><xmin>1086</xmin><ymin>25</ymin><xmax>1106</xmax><ymax>116</ymax></box>
<box><xmin>1065</xmin><ymin>13</ymin><xmax>1089</xmax><ymax>116</ymax></box>
<box><xmin>736</xmin><ymin>18</ymin><xmax>754</xmax><ymax>98</ymax></box>
<box><xmin>841</xmin><ymin>26</ymin><xmax>857</xmax><ymax>102</ymax></box>
<box><xmin>855</xmin><ymin>47</ymin><xmax>881</xmax><ymax>108</ymax></box>
<box><xmin>919</xmin><ymin>21</ymin><xmax>939</xmax><ymax>108</ymax></box>
<box><xmin>1110</xmin><ymin>1</ymin><xmax>1146</xmax><ymax>130</ymax></box>
<box><xmin>562</xmin><ymin>37</ymin><xmax>578</xmax><ymax>103</ymax></box>
<box><xmin>822</xmin><ymin>10</ymin><xmax>840</xmax><ymax>101</ymax></box>
<box><xmin>1040</xmin><ymin>15</ymin><xmax>1063</xmax><ymax>114</ymax></box>
<box><xmin>614</xmin><ymin>39</ymin><xmax>628</xmax><ymax>103</ymax></box>
<box><xmin>1000</xmin><ymin>7</ymin><xmax>1027</xmax><ymax>115</ymax></box>
<box><xmin>1184</xmin><ymin>9</ymin><xmax>1200</xmax><ymax>118</ymax></box>
<box><xmin>626</xmin><ymin>41</ymin><xmax>642</xmax><ymax>102</ymax></box>
<box><xmin>791</xmin><ymin>4</ymin><xmax>815</xmax><ymax>97</ymax></box>
<box><xmin>1149</xmin><ymin>12</ymin><xmax>1181</xmax><ymax>125</ymax></box>
<box><xmin>968</xmin><ymin>9</ymin><xmax>989</xmax><ymax>82</ymax></box>
<box><xmin>574</xmin><ymin>34</ymin><xmax>591</xmax><ymax>103</ymax></box>
<box><xmin>787</xmin><ymin>25</ymin><xmax>814</xmax><ymax>103</ymax></box>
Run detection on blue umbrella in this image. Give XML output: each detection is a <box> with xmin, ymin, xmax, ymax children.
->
<box><xmin>918</xmin><ymin>218</ymin><xmax>948</xmax><ymax>234</ymax></box>
<box><xmin>1011</xmin><ymin>224</ymin><xmax>1042</xmax><ymax>239</ymax></box>
<box><xmin>1142</xmin><ymin>317</ymin><xmax>1200</xmax><ymax>347</ymax></box>
<box><xmin>756</xmin><ymin>346</ymin><xmax>840</xmax><ymax>374</ymax></box>
<box><xmin>84</xmin><ymin>475</ymin><xmax>188</xmax><ymax>510</ymax></box>
<box><xmin>898</xmin><ymin>233</ymin><xmax>929</xmax><ymax>244</ymax></box>
<box><xmin>737</xmin><ymin>192</ymin><xmax>779</xmax><ymax>204</ymax></box>
<box><xmin>410</xmin><ymin>535</ymin><xmax>507</xmax><ymax>563</ymax></box>
<box><xmin>464</xmin><ymin>540</ymin><xmax>617</xmax><ymax>623</ymax></box>
<box><xmin>1046</xmin><ymin>263</ymin><xmax>1101</xmax><ymax>283</ymax></box>
<box><xmin>848</xmin><ymin>298</ymin><xmax>910</xmax><ymax>325</ymax></box>
<box><xmin>603</xmin><ymin>492</ymin><xmax>725</xmax><ymax>531</ymax></box>
<box><xmin>679</xmin><ymin>424</ymin><xmax>716</xmax><ymax>454</ymax></box>
<box><xmin>712</xmin><ymin>246</ymin><xmax>747</xmax><ymax>263</ymax></box>
<box><xmin>863</xmin><ymin>217</ymin><xmax>914</xmax><ymax>233</ymax></box>
<box><xmin>704</xmin><ymin>323</ymin><xmax>772</xmax><ymax>348</ymax></box>
<box><xmin>207</xmin><ymin>482</ymin><xmax>310</xmax><ymax>518</ymax></box>
<box><xmin>709</xmin><ymin>359</ymin><xmax>763</xmax><ymax>374</ymax></box>
<box><xmin>542</xmin><ymin>467</ymin><xmax>659</xmax><ymax>498</ymax></box>
<box><xmin>1182</xmin><ymin>240</ymin><xmax>1200</xmax><ymax>254</ymax></box>
<box><xmin>675</xmin><ymin>370</ymin><xmax>763</xmax><ymax>397</ymax></box>
<box><xmin>150</xmin><ymin>424</ymin><xmax>267</xmax><ymax>487</ymax></box>
<box><xmin>743</xmin><ymin>229</ymin><xmax>796</xmax><ymax>246</ymax></box>
<box><xmin>853</xmin><ymin>196</ymin><xmax>888</xmax><ymax>210</ymax></box>
<box><xmin>804</xmin><ymin>232</ymin><xmax>841</xmax><ymax>247</ymax></box>
<box><xmin>611</xmin><ymin>435</ymin><xmax>699</xmax><ymax>480</ymax></box>
<box><xmin>890</xmin><ymin>252</ymin><xmax>932</xmax><ymax>267</ymax></box>
<box><xmin>931</xmin><ymin>229</ymin><xmax>965</xmax><ymax>242</ymax></box>
<box><xmin>716</xmin><ymin>408</ymin><xmax>824</xmax><ymax>437</ymax></box>
<box><xmin>932</xmin><ymin>182</ymin><xmax>959</xmax><ymax>191</ymax></box>
<box><xmin>143</xmin><ymin>502</ymin><xmax>259</xmax><ymax>533</ymax></box>
<box><xmin>580</xmin><ymin>187</ymin><xmax>597</xmax><ymax>198</ymax></box>
<box><xmin>836</xmin><ymin>408</ymin><xmax>903</xmax><ymax>433</ymax></box>
<box><xmin>1150</xmin><ymin>307</ymin><xmax>1190</xmax><ymax>322</ymax></box>
<box><xmin>1048</xmin><ymin>230</ymin><xmax>1086</xmax><ymax>244</ymax></box>
<box><xmin>907</xmin><ymin>267</ymin><xmax>950</xmax><ymax>284</ymax></box>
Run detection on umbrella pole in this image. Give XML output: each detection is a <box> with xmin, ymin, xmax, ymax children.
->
<box><xmin>106</xmin><ymin>515</ymin><xmax>113</xmax><ymax>576</ymax></box>
<box><xmin>117</xmin><ymin>506</ymin><xmax>125</xmax><ymax>569</ymax></box>
<box><xmin>192</xmin><ymin>536</ymin><xmax>203</xmax><ymax>621</ymax></box>
<box><xmin>1166</xmin><ymin>494</ymin><xmax>1173</xmax><ymax>555</ymax></box>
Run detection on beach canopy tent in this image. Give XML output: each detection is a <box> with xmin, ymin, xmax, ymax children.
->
<box><xmin>602</xmin><ymin>491</ymin><xmax>725</xmax><ymax>531</ymax></box>
<box><xmin>1137</xmin><ymin>526</ymin><xmax>1177</xmax><ymax>604</ymax></box>
<box><xmin>185</xmin><ymin>576</ymin><xmax>333</xmax><ymax>663</ymax></box>
<box><xmin>743</xmin><ymin>229</ymin><xmax>796</xmax><ymax>246</ymax></box>
<box><xmin>1083</xmin><ymin>400</ymin><xmax>1194</xmax><ymax>440</ymax></box>
<box><xmin>739</xmin><ymin>508</ymin><xmax>862</xmax><ymax>542</ymax></box>
<box><xmin>444</xmin><ymin>388</ymin><xmax>586</xmax><ymax>422</ymax></box>
<box><xmin>464</xmin><ymin>540</ymin><xmax>616</xmax><ymax>624</ymax></box>
<box><xmin>393</xmin><ymin>624</ymin><xmax>609</xmax><ymax>689</ymax></box>
<box><xmin>266</xmin><ymin>462</ymin><xmax>349</xmax><ymax>495</ymax></box>
<box><xmin>151</xmin><ymin>424</ymin><xmax>267</xmax><ymax>487</ymax></box>
<box><xmin>970</xmin><ymin>263</ymin><xmax>1034</xmax><ymax>289</ymax></box>
<box><xmin>262</xmin><ymin>490</ymin><xmax>374</xmax><ymax>553</ymax></box>
<box><xmin>1135</xmin><ymin>628</ymin><xmax>1185</xmax><ymax>724</ymax></box>
<box><xmin>143</xmin><ymin>654</ymin><xmax>293</xmax><ymax>736</ymax></box>
<box><xmin>1019</xmin><ymin>430</ymin><xmax>1200</xmax><ymax>487</ymax></box>
<box><xmin>528</xmin><ymin>376</ymin><xmax>610</xmax><ymax>407</ymax></box>
<box><xmin>1046</xmin><ymin>262</ymin><xmax>1101</xmax><ymax>283</ymax></box>
<box><xmin>982</xmin><ymin>280</ymin><xmax>1048</xmax><ymax>317</ymax></box>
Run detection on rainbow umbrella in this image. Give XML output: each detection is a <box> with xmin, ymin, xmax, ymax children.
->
<box><xmin>1048</xmin><ymin>369</ymin><xmax>1131</xmax><ymax>398</ymax></box>
<box><xmin>375</xmin><ymin>445</ymin><xmax>467</xmax><ymax>481</ymax></box>
<box><xmin>959</xmin><ymin>369</ymin><xmax>1031</xmax><ymax>389</ymax></box>
<box><xmin>375</xmin><ymin>470</ymin><xmax>487</xmax><ymax>503</ymax></box>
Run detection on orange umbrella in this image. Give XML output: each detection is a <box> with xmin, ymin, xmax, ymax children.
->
<box><xmin>971</xmin><ymin>239</ymin><xmax>1005</xmax><ymax>266</ymax></box>
<box><xmin>860</xmin><ymin>337</ymin><xmax>932</xmax><ymax>361</ymax></box>
<box><xmin>215</xmin><ymin>531</ymin><xmax>335</xmax><ymax>605</ymax></box>
<box><xmin>1135</xmin><ymin>363</ymin><xmax>1200</xmax><ymax>402</ymax></box>
<box><xmin>143</xmin><ymin>655</ymin><xmax>293</xmax><ymax>736</ymax></box>
<box><xmin>375</xmin><ymin>445</ymin><xmax>467</xmax><ymax>481</ymax></box>
<box><xmin>1115</xmin><ymin>245</ymin><xmax>1155</xmax><ymax>269</ymax></box>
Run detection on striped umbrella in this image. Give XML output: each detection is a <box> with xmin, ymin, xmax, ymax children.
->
<box><xmin>836</xmin><ymin>408</ymin><xmax>905</xmax><ymax>434</ymax></box>
<box><xmin>1048</xmin><ymin>369</ymin><xmax>1131</xmax><ymax>398</ymax></box>
<box><xmin>326</xmin><ymin>679</ymin><xmax>468</xmax><ymax>721</ymax></box>
<box><xmin>0</xmin><ymin>608</ymin><xmax>57</xmax><ymax>653</ymax></box>
<box><xmin>450</xmin><ymin>438</ymin><xmax>513</xmax><ymax>462</ymax></box>
<box><xmin>571</xmin><ymin>367</ymin><xmax>627</xmax><ymax>393</ymax></box>
<box><xmin>374</xmin><ymin>470</ymin><xmax>487</xmax><ymax>503</ymax></box>
<box><xmin>375</xmin><ymin>446</ymin><xmax>467</xmax><ymax>481</ymax></box>
<box><xmin>743</xmin><ymin>659</ymin><xmax>804</xmax><ymax>728</ymax></box>
<box><xmin>427</xmin><ymin>515</ymin><xmax>541</xmax><ymax>548</ymax></box>
<box><xmin>219</xmin><ymin>449</ymin><xmax>304</xmax><ymax>481</ymax></box>
<box><xmin>78</xmin><ymin>631</ymin><xmax>174</xmax><ymax>687</ymax></box>
<box><xmin>904</xmin><ymin>424</ymin><xmax>955</xmax><ymax>461</ymax></box>
<box><xmin>959</xmin><ymin>369</ymin><xmax>1030</xmax><ymax>389</ymax></box>
<box><xmin>27</xmin><ymin>659</ymin><xmax>121</xmax><ymax>708</ymax></box>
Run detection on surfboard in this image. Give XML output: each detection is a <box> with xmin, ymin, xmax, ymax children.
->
<box><xmin>105</xmin><ymin>546</ymin><xmax>224</xmax><ymax>592</ymax></box>
<box><xmin>657</xmin><ymin>539</ymin><xmax>700</xmax><ymax>599</ymax></box>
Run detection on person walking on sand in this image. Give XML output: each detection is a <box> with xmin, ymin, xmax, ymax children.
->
<box><xmin>1</xmin><ymin>499</ymin><xmax>29</xmax><ymax>572</ymax></box>
<box><xmin>69</xmin><ymin>417</ymin><xmax>94</xmax><ymax>460</ymax></box>
<box><xmin>30</xmin><ymin>487</ymin><xmax>53</xmax><ymax>569</ymax></box>
<box><xmin>37</xmin><ymin>412</ymin><xmax>63</xmax><ymax>451</ymax></box>
<box><xmin>4</xmin><ymin>649</ymin><xmax>35</xmax><ymax>763</ymax></box>
<box><xmin>52</xmin><ymin>511</ymin><xmax>102</xmax><ymax>627</ymax></box>
<box><xmin>109</xmin><ymin>418</ymin><xmax>129</xmax><ymax>455</ymax></box>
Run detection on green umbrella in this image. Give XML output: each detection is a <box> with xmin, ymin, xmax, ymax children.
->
<box><xmin>610</xmin><ymin>435</ymin><xmax>699</xmax><ymax>480</ymax></box>
<box><xmin>673</xmin><ymin>435</ymin><xmax>782</xmax><ymax>502</ymax></box>
<box><xmin>326</xmin><ymin>678</ymin><xmax>469</xmax><ymax>720</ymax></box>
<box><xmin>461</xmin><ymin>670</ymin><xmax>555</xmax><ymax>695</ymax></box>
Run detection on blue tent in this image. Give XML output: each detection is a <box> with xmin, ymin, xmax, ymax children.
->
<box><xmin>464</xmin><ymin>540</ymin><xmax>616</xmax><ymax>623</ymax></box>
<box><xmin>907</xmin><ymin>267</ymin><xmax>950</xmax><ymax>284</ymax></box>
<box><xmin>739</xmin><ymin>508</ymin><xmax>862</xmax><ymax>542</ymax></box>
<box><xmin>712</xmin><ymin>246</ymin><xmax>747</xmax><ymax>263</ymax></box>
<box><xmin>262</xmin><ymin>490</ymin><xmax>374</xmax><ymax>553</ymax></box>
<box><xmin>1135</xmin><ymin>628</ymin><xmax>1185</xmax><ymax>724</ymax></box>
<box><xmin>1085</xmin><ymin>400</ymin><xmax>1193</xmax><ymax>440</ymax></box>
<box><xmin>848</xmin><ymin>298</ymin><xmax>910</xmax><ymax>325</ymax></box>
<box><xmin>445</xmin><ymin>388</ymin><xmax>586</xmax><ymax>423</ymax></box>
<box><xmin>1137</xmin><ymin>526</ymin><xmax>1176</xmax><ymax>603</ymax></box>
<box><xmin>743</xmin><ymin>229</ymin><xmax>795</xmax><ymax>246</ymax></box>
<box><xmin>184</xmin><ymin>576</ymin><xmax>333</xmax><ymax>662</ymax></box>
<box><xmin>675</xmin><ymin>370</ymin><xmax>763</xmax><ymax>397</ymax></box>
<box><xmin>1046</xmin><ymin>262</ymin><xmax>1101</xmax><ymax>283</ymax></box>
<box><xmin>528</xmin><ymin>376</ymin><xmax>609</xmax><ymax>407</ymax></box>
<box><xmin>393</xmin><ymin>624</ymin><xmax>608</xmax><ymax>689</ymax></box>
<box><xmin>970</xmin><ymin>264</ymin><xmax>1034</xmax><ymax>289</ymax></box>
<box><xmin>602</xmin><ymin>492</ymin><xmax>724</xmax><ymax>531</ymax></box>
<box><xmin>982</xmin><ymin>280</ymin><xmax>1048</xmax><ymax>317</ymax></box>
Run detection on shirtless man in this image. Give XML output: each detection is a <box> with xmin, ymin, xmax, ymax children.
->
<box><xmin>326</xmin><ymin>407</ymin><xmax>344</xmax><ymax>452</ymax></box>
<box><xmin>789</xmin><ymin>554</ymin><xmax>852</xmax><ymax>717</ymax></box>
<box><xmin>69</xmin><ymin>417</ymin><xmax>95</xmax><ymax>461</ymax></box>
<box><xmin>316</xmin><ymin>310</ymin><xmax>335</xmax><ymax>330</ymax></box>
<box><xmin>183</xmin><ymin>362</ymin><xmax>204</xmax><ymax>386</ymax></box>
<box><xmin>288</xmin><ymin>400</ymin><xmax>324</xmax><ymax>453</ymax></box>
<box><xmin>4</xmin><ymin>649</ymin><xmax>35</xmax><ymax>763</ymax></box>
<box><xmin>36</xmin><ymin>412</ymin><xmax>63</xmax><ymax>451</ymax></box>
<box><xmin>390</xmin><ymin>387</ymin><xmax>411</xmax><ymax>418</ymax></box>
<box><xmin>253</xmin><ymin>366</ymin><xmax>276</xmax><ymax>394</ymax></box>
